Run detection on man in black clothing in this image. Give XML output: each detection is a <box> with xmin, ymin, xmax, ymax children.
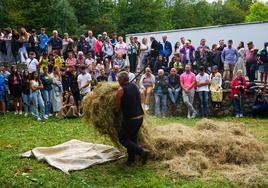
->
<box><xmin>115</xmin><ymin>71</ymin><xmax>150</xmax><ymax>166</ymax></box>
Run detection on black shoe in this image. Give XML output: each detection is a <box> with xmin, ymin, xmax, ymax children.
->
<box><xmin>126</xmin><ymin>161</ymin><xmax>134</xmax><ymax>167</ymax></box>
<box><xmin>141</xmin><ymin>149</ymin><xmax>150</xmax><ymax>165</ymax></box>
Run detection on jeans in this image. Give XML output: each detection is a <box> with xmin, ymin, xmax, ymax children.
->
<box><xmin>182</xmin><ymin>90</ymin><xmax>196</xmax><ymax>116</ymax></box>
<box><xmin>19</xmin><ymin>47</ymin><xmax>28</xmax><ymax>63</ymax></box>
<box><xmin>198</xmin><ymin>91</ymin><xmax>209</xmax><ymax>116</ymax></box>
<box><xmin>246</xmin><ymin>63</ymin><xmax>257</xmax><ymax>82</ymax></box>
<box><xmin>168</xmin><ymin>88</ymin><xmax>180</xmax><ymax>104</ymax></box>
<box><xmin>42</xmin><ymin>89</ymin><xmax>51</xmax><ymax>115</ymax></box>
<box><xmin>31</xmin><ymin>91</ymin><xmax>45</xmax><ymax>119</ymax></box>
<box><xmin>154</xmin><ymin>93</ymin><xmax>167</xmax><ymax>116</ymax></box>
<box><xmin>118</xmin><ymin>118</ymin><xmax>144</xmax><ymax>162</ymax></box>
<box><xmin>233</xmin><ymin>94</ymin><xmax>244</xmax><ymax>115</ymax></box>
<box><xmin>22</xmin><ymin>93</ymin><xmax>30</xmax><ymax>113</ymax></box>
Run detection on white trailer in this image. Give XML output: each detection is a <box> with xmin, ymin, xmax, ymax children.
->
<box><xmin>126</xmin><ymin>21</ymin><xmax>268</xmax><ymax>49</ymax></box>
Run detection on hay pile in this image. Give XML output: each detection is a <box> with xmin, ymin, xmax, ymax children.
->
<box><xmin>83</xmin><ymin>82</ymin><xmax>267</xmax><ymax>185</ymax></box>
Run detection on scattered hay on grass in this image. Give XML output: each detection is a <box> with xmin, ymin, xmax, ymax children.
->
<box><xmin>83</xmin><ymin>82</ymin><xmax>267</xmax><ymax>186</ymax></box>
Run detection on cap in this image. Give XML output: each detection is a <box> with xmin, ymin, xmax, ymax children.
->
<box><xmin>98</xmin><ymin>34</ymin><xmax>102</xmax><ymax>38</ymax></box>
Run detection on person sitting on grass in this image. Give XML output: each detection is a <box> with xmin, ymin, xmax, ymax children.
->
<box><xmin>58</xmin><ymin>91</ymin><xmax>78</xmax><ymax>118</ymax></box>
<box><xmin>230</xmin><ymin>69</ymin><xmax>247</xmax><ymax>118</ymax></box>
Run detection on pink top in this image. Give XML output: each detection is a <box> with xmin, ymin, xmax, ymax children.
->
<box><xmin>115</xmin><ymin>42</ymin><xmax>127</xmax><ymax>56</ymax></box>
<box><xmin>180</xmin><ymin>72</ymin><xmax>196</xmax><ymax>90</ymax></box>
<box><xmin>94</xmin><ymin>40</ymin><xmax>103</xmax><ymax>56</ymax></box>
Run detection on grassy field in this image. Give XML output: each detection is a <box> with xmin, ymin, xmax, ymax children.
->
<box><xmin>0</xmin><ymin>114</ymin><xmax>267</xmax><ymax>188</ymax></box>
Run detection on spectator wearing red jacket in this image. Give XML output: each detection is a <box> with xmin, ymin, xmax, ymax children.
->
<box><xmin>94</xmin><ymin>35</ymin><xmax>103</xmax><ymax>58</ymax></box>
<box><xmin>230</xmin><ymin>69</ymin><xmax>247</xmax><ymax>118</ymax></box>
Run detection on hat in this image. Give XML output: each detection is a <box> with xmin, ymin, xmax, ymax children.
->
<box><xmin>98</xmin><ymin>34</ymin><xmax>102</xmax><ymax>38</ymax></box>
<box><xmin>264</xmin><ymin>42</ymin><xmax>268</xmax><ymax>46</ymax></box>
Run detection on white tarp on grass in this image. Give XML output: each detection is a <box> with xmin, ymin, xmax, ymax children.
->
<box><xmin>22</xmin><ymin>139</ymin><xmax>124</xmax><ymax>174</ymax></box>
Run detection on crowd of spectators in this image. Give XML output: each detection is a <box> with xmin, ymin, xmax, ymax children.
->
<box><xmin>0</xmin><ymin>27</ymin><xmax>267</xmax><ymax>120</ymax></box>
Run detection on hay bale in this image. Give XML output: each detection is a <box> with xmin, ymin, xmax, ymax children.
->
<box><xmin>83</xmin><ymin>83</ymin><xmax>267</xmax><ymax>185</ymax></box>
<box><xmin>83</xmin><ymin>82</ymin><xmax>155</xmax><ymax>150</ymax></box>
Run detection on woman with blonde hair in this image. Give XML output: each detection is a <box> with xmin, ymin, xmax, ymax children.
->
<box><xmin>139</xmin><ymin>67</ymin><xmax>155</xmax><ymax>110</ymax></box>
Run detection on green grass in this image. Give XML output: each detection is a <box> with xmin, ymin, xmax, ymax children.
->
<box><xmin>0</xmin><ymin>114</ymin><xmax>267</xmax><ymax>188</ymax></box>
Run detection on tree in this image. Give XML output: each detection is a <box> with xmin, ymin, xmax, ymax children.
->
<box><xmin>246</xmin><ymin>2</ymin><xmax>268</xmax><ymax>22</ymax></box>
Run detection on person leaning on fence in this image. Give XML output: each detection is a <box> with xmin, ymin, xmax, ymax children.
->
<box><xmin>231</xmin><ymin>69</ymin><xmax>247</xmax><ymax>118</ymax></box>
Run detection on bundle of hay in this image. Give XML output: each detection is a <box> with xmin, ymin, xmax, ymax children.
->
<box><xmin>83</xmin><ymin>82</ymin><xmax>155</xmax><ymax>150</ymax></box>
<box><xmin>83</xmin><ymin>82</ymin><xmax>267</xmax><ymax>185</ymax></box>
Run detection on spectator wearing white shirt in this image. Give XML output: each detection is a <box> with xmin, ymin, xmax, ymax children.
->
<box><xmin>196</xmin><ymin>66</ymin><xmax>210</xmax><ymax>117</ymax></box>
<box><xmin>102</xmin><ymin>36</ymin><xmax>114</xmax><ymax>59</ymax></box>
<box><xmin>78</xmin><ymin>65</ymin><xmax>92</xmax><ymax>98</ymax></box>
<box><xmin>25</xmin><ymin>51</ymin><xmax>39</xmax><ymax>74</ymax></box>
<box><xmin>114</xmin><ymin>36</ymin><xmax>127</xmax><ymax>59</ymax></box>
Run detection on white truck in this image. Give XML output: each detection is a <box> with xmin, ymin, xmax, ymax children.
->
<box><xmin>126</xmin><ymin>21</ymin><xmax>268</xmax><ymax>49</ymax></box>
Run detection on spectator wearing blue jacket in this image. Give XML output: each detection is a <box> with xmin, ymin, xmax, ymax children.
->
<box><xmin>159</xmin><ymin>35</ymin><xmax>172</xmax><ymax>63</ymax></box>
<box><xmin>221</xmin><ymin>40</ymin><xmax>238</xmax><ymax>81</ymax></box>
<box><xmin>38</xmin><ymin>28</ymin><xmax>49</xmax><ymax>54</ymax></box>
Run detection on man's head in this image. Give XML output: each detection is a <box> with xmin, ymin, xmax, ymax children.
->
<box><xmin>200</xmin><ymin>39</ymin><xmax>206</xmax><ymax>46</ymax></box>
<box><xmin>88</xmin><ymin>30</ymin><xmax>93</xmax><ymax>37</ymax></box>
<box><xmin>103</xmin><ymin>32</ymin><xmax>107</xmax><ymax>37</ymax></box>
<box><xmin>162</xmin><ymin>35</ymin><xmax>167</xmax><ymax>42</ymax></box>
<box><xmin>118</xmin><ymin>36</ymin><xmax>123</xmax><ymax>43</ymax></box>
<box><xmin>150</xmin><ymin>35</ymin><xmax>155</xmax><ymax>42</ymax></box>
<box><xmin>100</xmin><ymin>69</ymin><xmax>105</xmax><ymax>76</ymax></box>
<box><xmin>219</xmin><ymin>39</ymin><xmax>224</xmax><ymax>47</ymax></box>
<box><xmin>130</xmin><ymin>36</ymin><xmax>134</xmax><ymax>43</ymax></box>
<box><xmin>185</xmin><ymin>40</ymin><xmax>190</xmax><ymax>47</ymax></box>
<box><xmin>105</xmin><ymin>36</ymin><xmax>110</xmax><ymax>43</ymax></box>
<box><xmin>170</xmin><ymin>68</ymin><xmax>177</xmax><ymax>76</ymax></box>
<box><xmin>227</xmin><ymin>40</ymin><xmax>233</xmax><ymax>48</ymax></box>
<box><xmin>180</xmin><ymin>37</ymin><xmax>185</xmax><ymax>44</ymax></box>
<box><xmin>158</xmin><ymin>69</ymin><xmax>164</xmax><ymax>77</ymax></box>
<box><xmin>29</xmin><ymin>51</ymin><xmax>35</xmax><ymax>58</ymax></box>
<box><xmin>114</xmin><ymin>65</ymin><xmax>120</xmax><ymax>73</ymax></box>
<box><xmin>199</xmin><ymin>66</ymin><xmax>205</xmax><ymax>75</ymax></box>
<box><xmin>124</xmin><ymin>65</ymin><xmax>130</xmax><ymax>73</ymax></box>
<box><xmin>117</xmin><ymin>71</ymin><xmax>129</xmax><ymax>86</ymax></box>
<box><xmin>71</xmin><ymin>69</ymin><xmax>77</xmax><ymax>77</ymax></box>
<box><xmin>41</xmin><ymin>28</ymin><xmax>46</xmax><ymax>35</ymax></box>
<box><xmin>264</xmin><ymin>42</ymin><xmax>268</xmax><ymax>48</ymax></box>
<box><xmin>52</xmin><ymin>30</ymin><xmax>58</xmax><ymax>38</ymax></box>
<box><xmin>247</xmin><ymin>41</ymin><xmax>254</xmax><ymax>50</ymax></box>
<box><xmin>134</xmin><ymin>37</ymin><xmax>138</xmax><ymax>43</ymax></box>
<box><xmin>185</xmin><ymin>64</ymin><xmax>191</xmax><ymax>73</ymax></box>
<box><xmin>80</xmin><ymin>65</ymin><xmax>87</xmax><ymax>74</ymax></box>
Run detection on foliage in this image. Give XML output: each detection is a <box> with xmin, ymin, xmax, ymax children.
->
<box><xmin>0</xmin><ymin>0</ymin><xmax>265</xmax><ymax>36</ymax></box>
<box><xmin>246</xmin><ymin>2</ymin><xmax>268</xmax><ymax>22</ymax></box>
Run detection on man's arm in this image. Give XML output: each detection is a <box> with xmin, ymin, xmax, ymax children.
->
<box><xmin>115</xmin><ymin>87</ymin><xmax>124</xmax><ymax>112</ymax></box>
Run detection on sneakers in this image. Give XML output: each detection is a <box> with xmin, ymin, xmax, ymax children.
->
<box><xmin>37</xmin><ymin>117</ymin><xmax>41</xmax><ymax>121</ymax></box>
<box><xmin>191</xmin><ymin>112</ymin><xmax>197</xmax><ymax>118</ymax></box>
<box><xmin>24</xmin><ymin>113</ymin><xmax>28</xmax><ymax>117</ymax></box>
<box><xmin>43</xmin><ymin>115</ymin><xmax>48</xmax><ymax>120</ymax></box>
<box><xmin>187</xmin><ymin>112</ymin><xmax>191</xmax><ymax>119</ymax></box>
<box><xmin>14</xmin><ymin>111</ymin><xmax>18</xmax><ymax>115</ymax></box>
<box><xmin>48</xmin><ymin>114</ymin><xmax>53</xmax><ymax>117</ymax></box>
<box><xmin>239</xmin><ymin>114</ymin><xmax>243</xmax><ymax>118</ymax></box>
<box><xmin>19</xmin><ymin>111</ymin><xmax>23</xmax><ymax>115</ymax></box>
<box><xmin>235</xmin><ymin>114</ymin><xmax>240</xmax><ymax>118</ymax></box>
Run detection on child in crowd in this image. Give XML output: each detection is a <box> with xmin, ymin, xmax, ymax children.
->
<box><xmin>25</xmin><ymin>51</ymin><xmax>39</xmax><ymax>74</ymax></box>
<box><xmin>58</xmin><ymin>91</ymin><xmax>78</xmax><ymax>118</ymax></box>
<box><xmin>53</xmin><ymin>50</ymin><xmax>63</xmax><ymax>68</ymax></box>
<box><xmin>39</xmin><ymin>52</ymin><xmax>49</xmax><ymax>73</ymax></box>
<box><xmin>209</xmin><ymin>65</ymin><xmax>223</xmax><ymax>108</ymax></box>
<box><xmin>21</xmin><ymin>70</ymin><xmax>31</xmax><ymax>116</ymax></box>
<box><xmin>69</xmin><ymin>70</ymin><xmax>81</xmax><ymax>116</ymax></box>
